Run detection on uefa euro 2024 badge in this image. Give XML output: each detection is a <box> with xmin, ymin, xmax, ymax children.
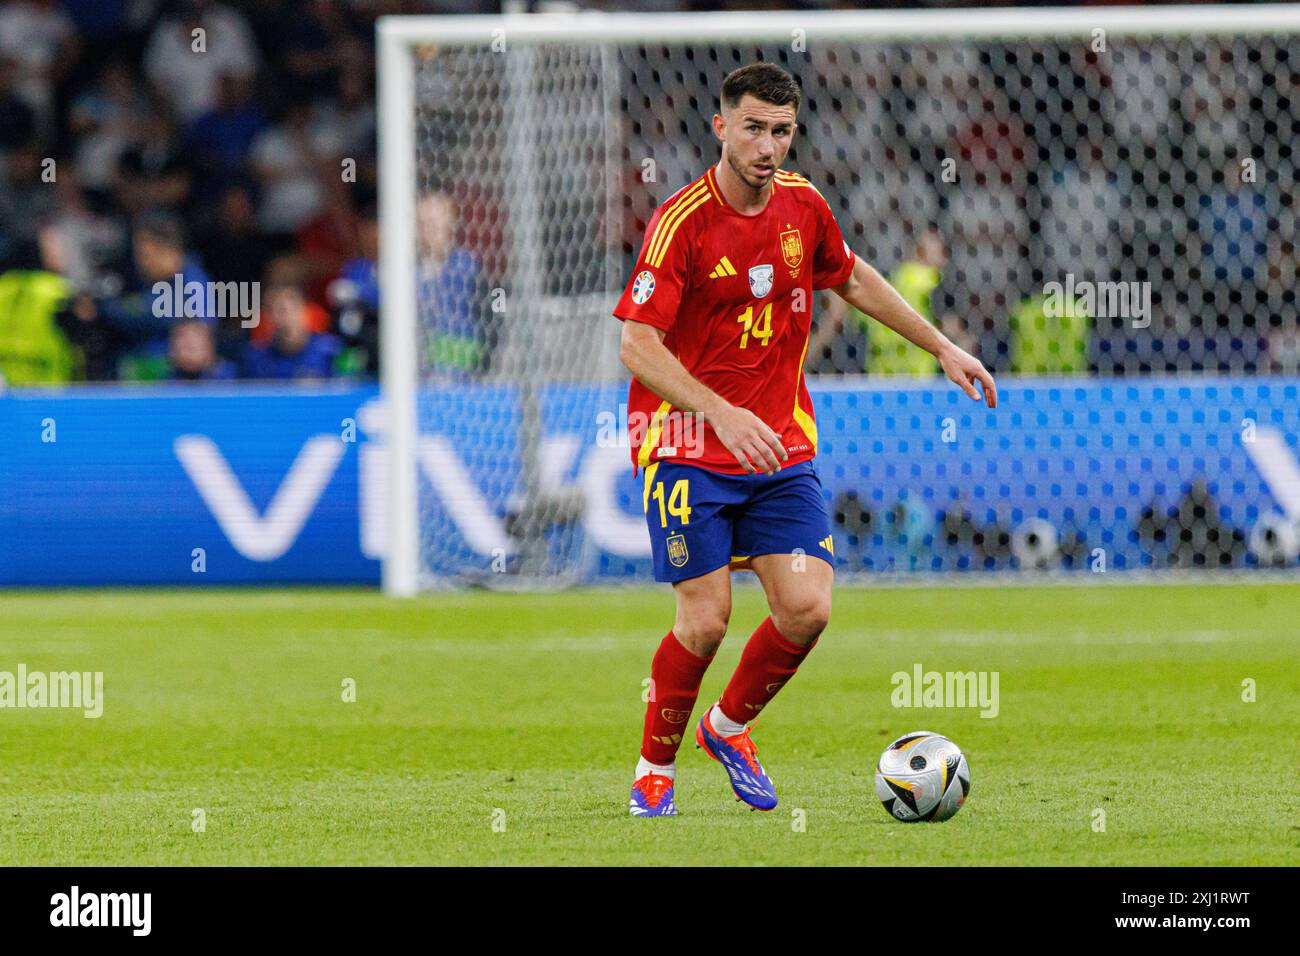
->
<box><xmin>632</xmin><ymin>270</ymin><xmax>655</xmax><ymax>304</ymax></box>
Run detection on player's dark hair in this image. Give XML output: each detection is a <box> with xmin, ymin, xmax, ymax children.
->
<box><xmin>720</xmin><ymin>63</ymin><xmax>801</xmax><ymax>113</ymax></box>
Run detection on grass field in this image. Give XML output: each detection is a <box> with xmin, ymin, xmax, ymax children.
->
<box><xmin>0</xmin><ymin>582</ymin><xmax>1296</xmax><ymax>866</ymax></box>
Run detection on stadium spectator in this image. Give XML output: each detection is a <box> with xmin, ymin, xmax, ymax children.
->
<box><xmin>278</xmin><ymin>0</ymin><xmax>368</xmax><ymax>105</ymax></box>
<box><xmin>0</xmin><ymin>0</ymin><xmax>79</xmax><ymax>140</ymax></box>
<box><xmin>1194</xmin><ymin>153</ymin><xmax>1277</xmax><ymax>372</ymax></box>
<box><xmin>0</xmin><ymin>232</ymin><xmax>75</xmax><ymax>386</ymax></box>
<box><xmin>198</xmin><ymin>181</ymin><xmax>275</xmax><ymax>360</ymax></box>
<box><xmin>114</xmin><ymin>108</ymin><xmax>193</xmax><ymax>217</ymax></box>
<box><xmin>870</xmin><ymin>230</ymin><xmax>947</xmax><ymax>376</ymax></box>
<box><xmin>296</xmin><ymin>175</ymin><xmax>362</xmax><ymax>307</ymax></box>
<box><xmin>316</xmin><ymin>51</ymin><xmax>377</xmax><ymax>162</ymax></box>
<box><xmin>198</xmin><ymin>180</ymin><xmax>275</xmax><ymax>288</ymax></box>
<box><xmin>68</xmin><ymin>58</ymin><xmax>153</xmax><ymax>195</ymax></box>
<box><xmin>248</xmin><ymin>256</ymin><xmax>331</xmax><ymax>345</ymax></box>
<box><xmin>61</xmin><ymin>212</ymin><xmax>214</xmax><ymax>380</ymax></box>
<box><xmin>0</xmin><ymin>140</ymin><xmax>61</xmax><ymax>265</ymax></box>
<box><xmin>1009</xmin><ymin>290</ymin><xmax>1091</xmax><ymax>374</ymax></box>
<box><xmin>45</xmin><ymin>166</ymin><xmax>127</xmax><ymax>293</ymax></box>
<box><xmin>333</xmin><ymin>198</ymin><xmax>380</xmax><ymax>375</ymax></box>
<box><xmin>182</xmin><ymin>72</ymin><xmax>269</xmax><ymax>205</ymax></box>
<box><xmin>807</xmin><ymin>229</ymin><xmax>947</xmax><ymax>377</ymax></box>
<box><xmin>416</xmin><ymin>191</ymin><xmax>485</xmax><ymax>379</ymax></box>
<box><xmin>250</xmin><ymin>102</ymin><xmax>344</xmax><ymax>241</ymax></box>
<box><xmin>1264</xmin><ymin>238</ymin><xmax>1298</xmax><ymax>373</ymax></box>
<box><xmin>168</xmin><ymin>318</ymin><xmax>234</xmax><ymax>381</ymax></box>
<box><xmin>142</xmin><ymin>0</ymin><xmax>258</xmax><ymax>122</ymax></box>
<box><xmin>338</xmin><ymin>201</ymin><xmax>378</xmax><ymax>313</ymax></box>
<box><xmin>0</xmin><ymin>55</ymin><xmax>37</xmax><ymax>152</ymax></box>
<box><xmin>242</xmin><ymin>279</ymin><xmax>341</xmax><ymax>380</ymax></box>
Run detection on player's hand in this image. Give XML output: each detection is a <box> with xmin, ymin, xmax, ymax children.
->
<box><xmin>938</xmin><ymin>343</ymin><xmax>998</xmax><ymax>408</ymax></box>
<box><xmin>708</xmin><ymin>404</ymin><xmax>788</xmax><ymax>475</ymax></box>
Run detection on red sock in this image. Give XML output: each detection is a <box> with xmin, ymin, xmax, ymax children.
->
<box><xmin>718</xmin><ymin>616</ymin><xmax>816</xmax><ymax>724</ymax></box>
<box><xmin>641</xmin><ymin>631</ymin><xmax>713</xmax><ymax>765</ymax></box>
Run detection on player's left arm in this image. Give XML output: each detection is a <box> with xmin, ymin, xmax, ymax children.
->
<box><xmin>830</xmin><ymin>256</ymin><xmax>998</xmax><ymax>408</ymax></box>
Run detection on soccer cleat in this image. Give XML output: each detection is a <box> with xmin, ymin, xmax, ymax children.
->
<box><xmin>695</xmin><ymin>705</ymin><xmax>778</xmax><ymax>811</ymax></box>
<box><xmin>629</xmin><ymin>773</ymin><xmax>677</xmax><ymax>817</ymax></box>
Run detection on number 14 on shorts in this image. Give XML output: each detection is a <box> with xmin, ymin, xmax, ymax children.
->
<box><xmin>650</xmin><ymin>478</ymin><xmax>692</xmax><ymax>527</ymax></box>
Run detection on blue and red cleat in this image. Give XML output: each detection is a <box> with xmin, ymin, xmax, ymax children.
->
<box><xmin>695</xmin><ymin>705</ymin><xmax>778</xmax><ymax>811</ymax></box>
<box><xmin>629</xmin><ymin>773</ymin><xmax>677</xmax><ymax>817</ymax></box>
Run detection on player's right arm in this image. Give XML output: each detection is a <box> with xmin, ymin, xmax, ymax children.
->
<box><xmin>619</xmin><ymin>320</ymin><xmax>787</xmax><ymax>475</ymax></box>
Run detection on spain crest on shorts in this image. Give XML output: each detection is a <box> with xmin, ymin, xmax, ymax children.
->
<box><xmin>780</xmin><ymin>227</ymin><xmax>804</xmax><ymax>269</ymax></box>
<box><xmin>666</xmin><ymin>533</ymin><xmax>689</xmax><ymax>567</ymax></box>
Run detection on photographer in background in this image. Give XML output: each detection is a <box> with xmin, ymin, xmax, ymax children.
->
<box><xmin>331</xmin><ymin>196</ymin><xmax>379</xmax><ymax>377</ymax></box>
<box><xmin>60</xmin><ymin>211</ymin><xmax>214</xmax><ymax>380</ymax></box>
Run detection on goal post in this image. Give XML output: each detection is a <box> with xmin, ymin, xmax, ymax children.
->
<box><xmin>378</xmin><ymin>6</ymin><xmax>1300</xmax><ymax>594</ymax></box>
<box><xmin>378</xmin><ymin>24</ymin><xmax>419</xmax><ymax>597</ymax></box>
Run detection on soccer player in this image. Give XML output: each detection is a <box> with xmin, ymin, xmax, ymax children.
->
<box><xmin>615</xmin><ymin>63</ymin><xmax>997</xmax><ymax>817</ymax></box>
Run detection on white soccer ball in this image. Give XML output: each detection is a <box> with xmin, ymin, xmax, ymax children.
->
<box><xmin>874</xmin><ymin>731</ymin><xmax>971</xmax><ymax>822</ymax></box>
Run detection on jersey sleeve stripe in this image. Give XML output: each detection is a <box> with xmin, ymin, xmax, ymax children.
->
<box><xmin>646</xmin><ymin>180</ymin><xmax>708</xmax><ymax>267</ymax></box>
<box><xmin>649</xmin><ymin>191</ymin><xmax>710</xmax><ymax>268</ymax></box>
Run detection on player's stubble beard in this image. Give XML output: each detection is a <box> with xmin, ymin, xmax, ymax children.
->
<box><xmin>724</xmin><ymin>146</ymin><xmax>780</xmax><ymax>201</ymax></box>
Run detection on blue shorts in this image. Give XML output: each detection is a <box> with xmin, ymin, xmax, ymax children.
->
<box><xmin>642</xmin><ymin>459</ymin><xmax>835</xmax><ymax>583</ymax></box>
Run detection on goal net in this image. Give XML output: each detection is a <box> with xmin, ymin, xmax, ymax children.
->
<box><xmin>378</xmin><ymin>7</ymin><xmax>1300</xmax><ymax>594</ymax></box>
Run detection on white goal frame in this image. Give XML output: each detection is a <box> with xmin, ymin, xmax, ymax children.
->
<box><xmin>377</xmin><ymin>4</ymin><xmax>1300</xmax><ymax>596</ymax></box>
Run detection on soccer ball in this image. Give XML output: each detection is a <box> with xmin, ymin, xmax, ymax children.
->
<box><xmin>874</xmin><ymin>731</ymin><xmax>970</xmax><ymax>822</ymax></box>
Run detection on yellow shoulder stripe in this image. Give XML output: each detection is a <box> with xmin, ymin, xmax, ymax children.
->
<box><xmin>649</xmin><ymin>188</ymin><xmax>710</xmax><ymax>268</ymax></box>
<box><xmin>776</xmin><ymin>172</ymin><xmax>826</xmax><ymax>201</ymax></box>
<box><xmin>705</xmin><ymin>168</ymin><xmax>723</xmax><ymax>205</ymax></box>
<box><xmin>646</xmin><ymin>180</ymin><xmax>708</xmax><ymax>268</ymax></box>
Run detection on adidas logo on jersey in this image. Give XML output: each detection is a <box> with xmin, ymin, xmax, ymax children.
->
<box><xmin>708</xmin><ymin>256</ymin><xmax>737</xmax><ymax>279</ymax></box>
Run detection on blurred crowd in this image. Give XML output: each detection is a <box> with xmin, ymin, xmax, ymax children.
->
<box><xmin>0</xmin><ymin>0</ymin><xmax>1294</xmax><ymax>387</ymax></box>
<box><xmin>0</xmin><ymin>0</ymin><xmax>392</xmax><ymax>385</ymax></box>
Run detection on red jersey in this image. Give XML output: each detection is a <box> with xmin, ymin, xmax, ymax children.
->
<box><xmin>613</xmin><ymin>165</ymin><xmax>855</xmax><ymax>474</ymax></box>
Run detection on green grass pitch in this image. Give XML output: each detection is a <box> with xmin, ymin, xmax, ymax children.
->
<box><xmin>1</xmin><ymin>582</ymin><xmax>1296</xmax><ymax>866</ymax></box>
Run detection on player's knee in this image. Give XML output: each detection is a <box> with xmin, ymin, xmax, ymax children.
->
<box><xmin>773</xmin><ymin>595</ymin><xmax>830</xmax><ymax>645</ymax></box>
<box><xmin>674</xmin><ymin>603</ymin><xmax>730</xmax><ymax>657</ymax></box>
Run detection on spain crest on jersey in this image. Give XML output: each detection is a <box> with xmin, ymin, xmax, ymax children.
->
<box><xmin>780</xmin><ymin>227</ymin><xmax>804</xmax><ymax>269</ymax></box>
<box><xmin>666</xmin><ymin>533</ymin><xmax>689</xmax><ymax>568</ymax></box>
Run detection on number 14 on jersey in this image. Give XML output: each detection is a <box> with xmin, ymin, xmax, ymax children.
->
<box><xmin>736</xmin><ymin>302</ymin><xmax>774</xmax><ymax>349</ymax></box>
